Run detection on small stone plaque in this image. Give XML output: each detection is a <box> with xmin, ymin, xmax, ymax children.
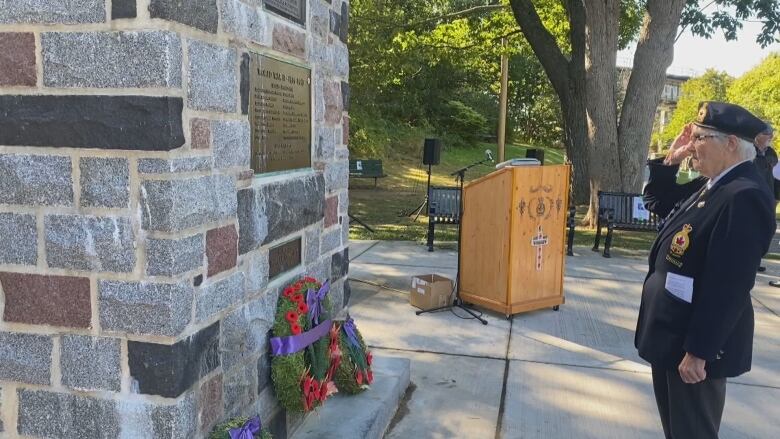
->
<box><xmin>249</xmin><ymin>54</ymin><xmax>312</xmax><ymax>173</ymax></box>
<box><xmin>264</xmin><ymin>0</ymin><xmax>306</xmax><ymax>25</ymax></box>
<box><xmin>269</xmin><ymin>238</ymin><xmax>301</xmax><ymax>279</ymax></box>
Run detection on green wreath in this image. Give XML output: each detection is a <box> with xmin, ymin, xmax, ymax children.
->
<box><xmin>334</xmin><ymin>318</ymin><xmax>374</xmax><ymax>394</ymax></box>
<box><xmin>270</xmin><ymin>277</ymin><xmax>340</xmax><ymax>412</ymax></box>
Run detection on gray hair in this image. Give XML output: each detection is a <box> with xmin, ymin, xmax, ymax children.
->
<box><xmin>699</xmin><ymin>126</ymin><xmax>756</xmax><ymax>161</ymax></box>
<box><xmin>761</xmin><ymin>123</ymin><xmax>774</xmax><ymax>135</ymax></box>
<box><xmin>737</xmin><ymin>137</ymin><xmax>756</xmax><ymax>161</ymax></box>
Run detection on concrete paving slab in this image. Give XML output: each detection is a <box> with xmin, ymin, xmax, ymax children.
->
<box><xmin>350</xmin><ymin>261</ymin><xmax>457</xmax><ymax>293</ymax></box>
<box><xmin>501</xmin><ymin>361</ymin><xmax>661</xmax><ymax>438</ymax></box>
<box><xmin>510</xmin><ymin>277</ymin><xmax>646</xmax><ymax>371</ymax></box>
<box><xmin>751</xmin><ymin>275</ymin><xmax>780</xmax><ymax>316</ymax></box>
<box><xmin>730</xmin><ymin>306</ymin><xmax>780</xmax><ymax>388</ymax></box>
<box><xmin>501</xmin><ymin>361</ymin><xmax>780</xmax><ymax>439</ymax></box>
<box><xmin>719</xmin><ymin>382</ymin><xmax>780</xmax><ymax>439</ymax></box>
<box><xmin>565</xmin><ymin>247</ymin><xmax>649</xmax><ymax>283</ymax></box>
<box><xmin>349</xmin><ymin>240</ymin><xmax>379</xmax><ymax>260</ymax></box>
<box><xmin>351</xmin><ymin>240</ymin><xmax>458</xmax><ymax>269</ymax></box>
<box><xmin>348</xmin><ymin>280</ymin><xmax>511</xmax><ymax>358</ymax></box>
<box><xmin>292</xmin><ymin>356</ymin><xmax>410</xmax><ymax>439</ymax></box>
<box><xmin>378</xmin><ymin>349</ymin><xmax>505</xmax><ymax>439</ymax></box>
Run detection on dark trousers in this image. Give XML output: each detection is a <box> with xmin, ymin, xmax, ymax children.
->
<box><xmin>651</xmin><ymin>367</ymin><xmax>727</xmax><ymax>439</ymax></box>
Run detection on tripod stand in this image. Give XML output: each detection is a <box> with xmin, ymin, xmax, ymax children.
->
<box><xmin>404</xmin><ymin>163</ymin><xmax>433</xmax><ymax>221</ymax></box>
<box><xmin>416</xmin><ymin>156</ymin><xmax>492</xmax><ymax>325</ymax></box>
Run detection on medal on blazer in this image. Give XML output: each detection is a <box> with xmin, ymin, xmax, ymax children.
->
<box><xmin>670</xmin><ymin>224</ymin><xmax>693</xmax><ymax>257</ymax></box>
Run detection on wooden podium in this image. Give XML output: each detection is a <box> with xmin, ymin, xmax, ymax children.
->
<box><xmin>459</xmin><ymin>164</ymin><xmax>570</xmax><ymax>316</ymax></box>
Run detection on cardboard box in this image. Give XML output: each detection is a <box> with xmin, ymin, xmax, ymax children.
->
<box><xmin>410</xmin><ymin>274</ymin><xmax>454</xmax><ymax>310</ymax></box>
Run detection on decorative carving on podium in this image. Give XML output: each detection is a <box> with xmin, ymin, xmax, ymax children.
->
<box><xmin>530</xmin><ymin>184</ymin><xmax>553</xmax><ymax>193</ymax></box>
<box><xmin>531</xmin><ymin>225</ymin><xmax>549</xmax><ymax>270</ymax></box>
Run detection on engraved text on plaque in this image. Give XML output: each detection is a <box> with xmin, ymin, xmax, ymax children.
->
<box><xmin>249</xmin><ymin>54</ymin><xmax>312</xmax><ymax>173</ymax></box>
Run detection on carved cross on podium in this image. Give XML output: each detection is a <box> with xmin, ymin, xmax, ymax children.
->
<box><xmin>531</xmin><ymin>225</ymin><xmax>549</xmax><ymax>271</ymax></box>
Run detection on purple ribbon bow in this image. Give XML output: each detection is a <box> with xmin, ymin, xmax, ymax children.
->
<box><xmin>306</xmin><ymin>280</ymin><xmax>330</xmax><ymax>325</ymax></box>
<box><xmin>343</xmin><ymin>317</ymin><xmax>360</xmax><ymax>348</ymax></box>
<box><xmin>229</xmin><ymin>416</ymin><xmax>261</xmax><ymax>439</ymax></box>
<box><xmin>270</xmin><ymin>319</ymin><xmax>333</xmax><ymax>356</ymax></box>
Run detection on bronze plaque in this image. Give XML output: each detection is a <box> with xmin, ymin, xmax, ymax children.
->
<box><xmin>264</xmin><ymin>0</ymin><xmax>306</xmax><ymax>25</ymax></box>
<box><xmin>269</xmin><ymin>238</ymin><xmax>302</xmax><ymax>279</ymax></box>
<box><xmin>249</xmin><ymin>54</ymin><xmax>311</xmax><ymax>173</ymax></box>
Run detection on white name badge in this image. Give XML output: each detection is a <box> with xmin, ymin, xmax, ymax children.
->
<box><xmin>665</xmin><ymin>272</ymin><xmax>694</xmax><ymax>303</ymax></box>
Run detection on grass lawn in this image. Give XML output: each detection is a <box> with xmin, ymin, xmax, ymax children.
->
<box><xmin>349</xmin><ymin>144</ymin><xmax>780</xmax><ymax>257</ymax></box>
<box><xmin>348</xmin><ymin>142</ymin><xmax>657</xmax><ymax>257</ymax></box>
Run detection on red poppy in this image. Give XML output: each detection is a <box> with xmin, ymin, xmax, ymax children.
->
<box><xmin>283</xmin><ymin>287</ymin><xmax>294</xmax><ymax>298</ymax></box>
<box><xmin>286</xmin><ymin>311</ymin><xmax>299</xmax><ymax>323</ymax></box>
<box><xmin>319</xmin><ymin>382</ymin><xmax>329</xmax><ymax>400</ymax></box>
<box><xmin>366</xmin><ymin>351</ymin><xmax>373</xmax><ymax>366</ymax></box>
<box><xmin>367</xmin><ymin>370</ymin><xmax>374</xmax><ymax>384</ymax></box>
<box><xmin>356</xmin><ymin>370</ymin><xmax>363</xmax><ymax>385</ymax></box>
<box><xmin>304</xmin><ymin>276</ymin><xmax>317</xmax><ymax>283</ymax></box>
<box><xmin>297</xmin><ymin>302</ymin><xmax>309</xmax><ymax>314</ymax></box>
<box><xmin>290</xmin><ymin>323</ymin><xmax>302</xmax><ymax>335</ymax></box>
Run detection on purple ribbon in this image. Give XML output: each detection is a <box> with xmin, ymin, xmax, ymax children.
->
<box><xmin>229</xmin><ymin>416</ymin><xmax>261</xmax><ymax>439</ymax></box>
<box><xmin>270</xmin><ymin>319</ymin><xmax>333</xmax><ymax>356</ymax></box>
<box><xmin>306</xmin><ymin>280</ymin><xmax>330</xmax><ymax>325</ymax></box>
<box><xmin>343</xmin><ymin>317</ymin><xmax>360</xmax><ymax>348</ymax></box>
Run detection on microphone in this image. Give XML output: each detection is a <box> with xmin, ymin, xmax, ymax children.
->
<box><xmin>485</xmin><ymin>149</ymin><xmax>494</xmax><ymax>162</ymax></box>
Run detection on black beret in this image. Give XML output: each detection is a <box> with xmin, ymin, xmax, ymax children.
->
<box><xmin>694</xmin><ymin>101</ymin><xmax>768</xmax><ymax>141</ymax></box>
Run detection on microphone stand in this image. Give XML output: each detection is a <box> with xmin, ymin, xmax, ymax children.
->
<box><xmin>416</xmin><ymin>156</ymin><xmax>492</xmax><ymax>325</ymax></box>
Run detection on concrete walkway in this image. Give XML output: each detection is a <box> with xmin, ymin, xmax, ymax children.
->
<box><xmin>348</xmin><ymin>241</ymin><xmax>780</xmax><ymax>439</ymax></box>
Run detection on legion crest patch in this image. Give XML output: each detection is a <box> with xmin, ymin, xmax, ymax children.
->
<box><xmin>670</xmin><ymin>224</ymin><xmax>693</xmax><ymax>257</ymax></box>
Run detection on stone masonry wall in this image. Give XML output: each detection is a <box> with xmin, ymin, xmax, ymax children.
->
<box><xmin>0</xmin><ymin>1</ymin><xmax>350</xmax><ymax>438</ymax></box>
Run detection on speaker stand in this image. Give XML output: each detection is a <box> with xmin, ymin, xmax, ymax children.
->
<box><xmin>402</xmin><ymin>163</ymin><xmax>432</xmax><ymax>222</ymax></box>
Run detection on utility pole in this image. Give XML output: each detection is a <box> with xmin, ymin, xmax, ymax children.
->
<box><xmin>497</xmin><ymin>38</ymin><xmax>509</xmax><ymax>163</ymax></box>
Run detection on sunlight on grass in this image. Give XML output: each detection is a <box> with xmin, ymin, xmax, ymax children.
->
<box><xmin>348</xmin><ymin>142</ymin><xmax>665</xmax><ymax>257</ymax></box>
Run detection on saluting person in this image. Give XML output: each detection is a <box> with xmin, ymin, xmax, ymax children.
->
<box><xmin>635</xmin><ymin>102</ymin><xmax>774</xmax><ymax>438</ymax></box>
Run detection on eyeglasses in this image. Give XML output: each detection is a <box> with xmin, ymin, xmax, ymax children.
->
<box><xmin>692</xmin><ymin>134</ymin><xmax>727</xmax><ymax>144</ymax></box>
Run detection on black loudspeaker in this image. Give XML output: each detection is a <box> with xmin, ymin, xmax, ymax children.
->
<box><xmin>423</xmin><ymin>138</ymin><xmax>442</xmax><ymax>165</ymax></box>
<box><xmin>526</xmin><ymin>148</ymin><xmax>545</xmax><ymax>164</ymax></box>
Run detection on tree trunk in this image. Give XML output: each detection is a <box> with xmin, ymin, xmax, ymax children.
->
<box><xmin>583</xmin><ymin>0</ymin><xmax>622</xmax><ymax>226</ymax></box>
<box><xmin>618</xmin><ymin>0</ymin><xmax>688</xmax><ymax>191</ymax></box>
<box><xmin>561</xmin><ymin>90</ymin><xmax>590</xmax><ymax>205</ymax></box>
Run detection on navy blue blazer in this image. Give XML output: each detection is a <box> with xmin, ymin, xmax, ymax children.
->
<box><xmin>643</xmin><ymin>158</ymin><xmax>706</xmax><ymax>218</ymax></box>
<box><xmin>635</xmin><ymin>161</ymin><xmax>775</xmax><ymax>377</ymax></box>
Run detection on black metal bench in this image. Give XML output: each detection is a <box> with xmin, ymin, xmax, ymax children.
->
<box><xmin>426</xmin><ymin>186</ymin><xmax>578</xmax><ymax>254</ymax></box>
<box><xmin>592</xmin><ymin>191</ymin><xmax>659</xmax><ymax>257</ymax></box>
<box><xmin>349</xmin><ymin>159</ymin><xmax>387</xmax><ymax>187</ymax></box>
<box><xmin>426</xmin><ymin>186</ymin><xmax>460</xmax><ymax>251</ymax></box>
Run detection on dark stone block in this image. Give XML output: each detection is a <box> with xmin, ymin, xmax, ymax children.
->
<box><xmin>0</xmin><ymin>95</ymin><xmax>184</xmax><ymax>151</ymax></box>
<box><xmin>329</xmin><ymin>10</ymin><xmax>341</xmax><ymax>36</ymax></box>
<box><xmin>269</xmin><ymin>238</ymin><xmax>301</xmax><ymax>280</ymax></box>
<box><xmin>240</xmin><ymin>52</ymin><xmax>250</xmax><ymax>115</ymax></box>
<box><xmin>194</xmin><ymin>274</ymin><xmax>204</xmax><ymax>287</ymax></box>
<box><xmin>330</xmin><ymin>247</ymin><xmax>349</xmax><ymax>282</ymax></box>
<box><xmin>265</xmin><ymin>0</ymin><xmax>306</xmax><ymax>25</ymax></box>
<box><xmin>341</xmin><ymin>81</ymin><xmax>350</xmax><ymax>112</ymax></box>
<box><xmin>206</xmin><ymin>225</ymin><xmax>238</xmax><ymax>277</ymax></box>
<box><xmin>237</xmin><ymin>188</ymin><xmax>268</xmax><ymax>255</ymax></box>
<box><xmin>257</xmin><ymin>353</ymin><xmax>271</xmax><ymax>393</ymax></box>
<box><xmin>0</xmin><ymin>33</ymin><xmax>36</xmax><ymax>86</ymax></box>
<box><xmin>149</xmin><ymin>0</ymin><xmax>219</xmax><ymax>33</ymax></box>
<box><xmin>267</xmin><ymin>408</ymin><xmax>287</xmax><ymax>439</ymax></box>
<box><xmin>0</xmin><ymin>273</ymin><xmax>91</xmax><ymax>328</ymax></box>
<box><xmin>199</xmin><ymin>374</ymin><xmax>223</xmax><ymax>433</ymax></box>
<box><xmin>340</xmin><ymin>1</ymin><xmax>349</xmax><ymax>43</ymax></box>
<box><xmin>128</xmin><ymin>322</ymin><xmax>220</xmax><ymax>398</ymax></box>
<box><xmin>112</xmin><ymin>0</ymin><xmax>137</xmax><ymax>19</ymax></box>
<box><xmin>343</xmin><ymin>279</ymin><xmax>351</xmax><ymax>307</ymax></box>
<box><xmin>263</xmin><ymin>174</ymin><xmax>325</xmax><ymax>244</ymax></box>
